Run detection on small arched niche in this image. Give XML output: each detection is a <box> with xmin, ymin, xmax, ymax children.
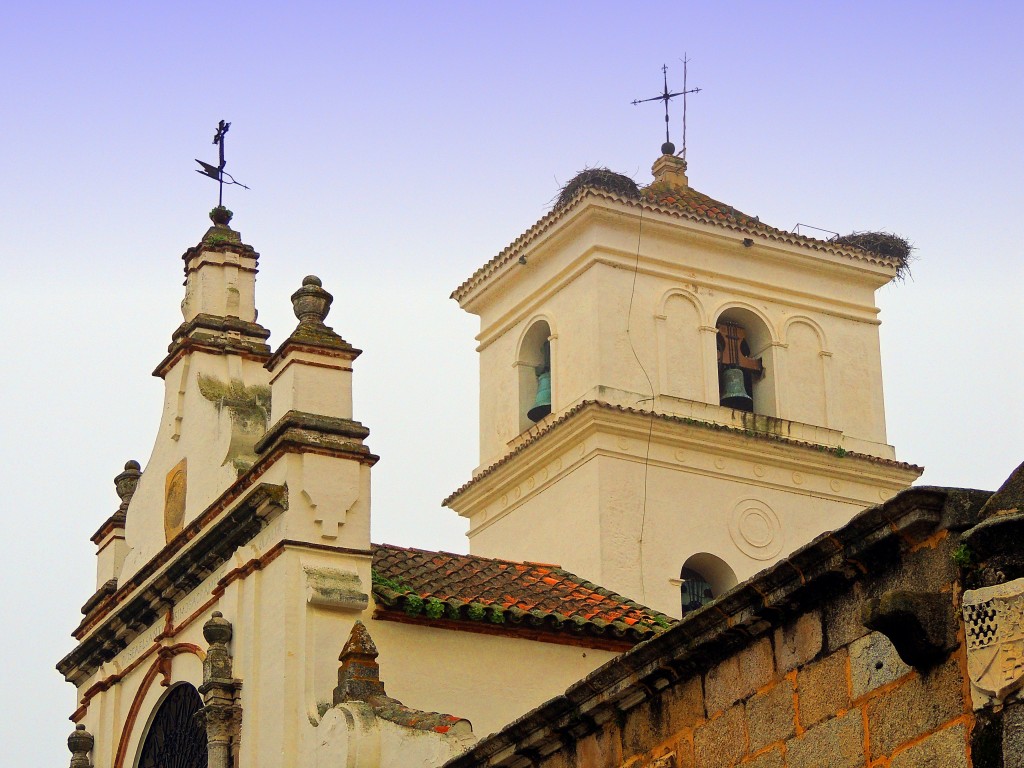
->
<box><xmin>680</xmin><ymin>552</ymin><xmax>738</xmax><ymax>615</ymax></box>
<box><xmin>715</xmin><ymin>307</ymin><xmax>777</xmax><ymax>416</ymax></box>
<box><xmin>518</xmin><ymin>319</ymin><xmax>553</xmax><ymax>432</ymax></box>
<box><xmin>136</xmin><ymin>682</ymin><xmax>208</xmax><ymax>768</ymax></box>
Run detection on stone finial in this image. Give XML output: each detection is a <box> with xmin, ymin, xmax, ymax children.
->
<box><xmin>203</xmin><ymin>611</ymin><xmax>234</xmax><ymax>682</ymax></box>
<box><xmin>204</xmin><ymin>610</ymin><xmax>233</xmax><ymax>645</ymax></box>
<box><xmin>291</xmin><ymin>275</ymin><xmax>334</xmax><ymax>326</ymax></box>
<box><xmin>334</xmin><ymin>620</ymin><xmax>386</xmax><ymax>704</ymax></box>
<box><xmin>114</xmin><ymin>460</ymin><xmax>142</xmax><ymax>510</ymax></box>
<box><xmin>68</xmin><ymin>724</ymin><xmax>94</xmax><ymax>768</ymax></box>
<box><xmin>652</xmin><ymin>153</ymin><xmax>689</xmax><ymax>187</ymax></box>
<box><xmin>210</xmin><ymin>206</ymin><xmax>234</xmax><ymax>226</ymax></box>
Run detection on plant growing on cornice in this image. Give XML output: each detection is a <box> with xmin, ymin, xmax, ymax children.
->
<box><xmin>952</xmin><ymin>544</ymin><xmax>974</xmax><ymax>569</ymax></box>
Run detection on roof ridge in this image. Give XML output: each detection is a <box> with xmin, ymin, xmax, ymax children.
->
<box><xmin>372</xmin><ymin>541</ymin><xmax>561</xmax><ymax>569</ymax></box>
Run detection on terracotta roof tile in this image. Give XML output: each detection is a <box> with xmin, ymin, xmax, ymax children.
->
<box><xmin>371</xmin><ymin>544</ymin><xmax>672</xmax><ymax>642</ymax></box>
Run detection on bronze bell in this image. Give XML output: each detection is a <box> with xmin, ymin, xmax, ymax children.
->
<box><xmin>720</xmin><ymin>367</ymin><xmax>753</xmax><ymax>411</ymax></box>
<box><xmin>527</xmin><ymin>369</ymin><xmax>552</xmax><ymax>423</ymax></box>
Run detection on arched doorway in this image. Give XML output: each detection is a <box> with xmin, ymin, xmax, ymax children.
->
<box><xmin>137</xmin><ymin>683</ymin><xmax>208</xmax><ymax>768</ymax></box>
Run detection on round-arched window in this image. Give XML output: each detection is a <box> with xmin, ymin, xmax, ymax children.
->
<box><xmin>680</xmin><ymin>567</ymin><xmax>714</xmax><ymax>613</ymax></box>
<box><xmin>137</xmin><ymin>683</ymin><xmax>208</xmax><ymax>768</ymax></box>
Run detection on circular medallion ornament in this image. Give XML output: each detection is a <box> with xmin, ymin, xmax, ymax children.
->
<box><xmin>137</xmin><ymin>683</ymin><xmax>208</xmax><ymax>768</ymax></box>
<box><xmin>792</xmin><ymin>471</ymin><xmax>804</xmax><ymax>485</ymax></box>
<box><xmin>675</xmin><ymin>449</ymin><xmax>687</xmax><ymax>463</ymax></box>
<box><xmin>729</xmin><ymin>499</ymin><xmax>783</xmax><ymax>560</ymax></box>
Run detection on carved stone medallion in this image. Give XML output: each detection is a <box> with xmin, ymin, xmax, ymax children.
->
<box><xmin>165</xmin><ymin>459</ymin><xmax>188</xmax><ymax>543</ymax></box>
<box><xmin>963</xmin><ymin>577</ymin><xmax>1024</xmax><ymax>708</ymax></box>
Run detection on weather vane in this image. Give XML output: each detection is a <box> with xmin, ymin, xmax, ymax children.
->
<box><xmin>195</xmin><ymin>120</ymin><xmax>249</xmax><ymax>207</ymax></box>
<box><xmin>632</xmin><ymin>57</ymin><xmax>701</xmax><ymax>159</ymax></box>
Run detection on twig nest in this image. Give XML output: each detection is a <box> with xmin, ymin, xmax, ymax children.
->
<box><xmin>833</xmin><ymin>231</ymin><xmax>915</xmax><ymax>280</ymax></box>
<box><xmin>555</xmin><ymin>168</ymin><xmax>640</xmax><ymax>210</ymax></box>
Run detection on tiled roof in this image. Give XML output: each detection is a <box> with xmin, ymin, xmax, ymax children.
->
<box><xmin>371</xmin><ymin>544</ymin><xmax>673</xmax><ymax>642</ymax></box>
<box><xmin>443</xmin><ymin>400</ymin><xmax>923</xmax><ymax>506</ymax></box>
<box><xmin>451</xmin><ymin>180</ymin><xmax>900</xmax><ymax>303</ymax></box>
<box><xmin>640</xmin><ymin>179</ymin><xmax>766</xmax><ymax>229</ymax></box>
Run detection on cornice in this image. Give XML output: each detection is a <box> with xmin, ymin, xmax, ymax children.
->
<box><xmin>58</xmin><ymin>483</ymin><xmax>286</xmax><ymax>685</ymax></box>
<box><xmin>444</xmin><ymin>400</ymin><xmax>922</xmax><ymax>510</ymax></box>
<box><xmin>152</xmin><ymin>314</ymin><xmax>272</xmax><ymax>378</ymax></box>
<box><xmin>451</xmin><ymin>187</ymin><xmax>900</xmax><ymax>306</ymax></box>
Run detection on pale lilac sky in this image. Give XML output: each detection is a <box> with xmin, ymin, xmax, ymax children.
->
<box><xmin>2</xmin><ymin>3</ymin><xmax>1021</xmax><ymax>763</ymax></box>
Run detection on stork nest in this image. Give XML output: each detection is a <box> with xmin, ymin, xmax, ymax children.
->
<box><xmin>833</xmin><ymin>231</ymin><xmax>915</xmax><ymax>281</ymax></box>
<box><xmin>555</xmin><ymin>168</ymin><xmax>640</xmax><ymax>210</ymax></box>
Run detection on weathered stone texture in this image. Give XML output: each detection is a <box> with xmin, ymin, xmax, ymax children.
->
<box><xmin>1004</xmin><ymin>702</ymin><xmax>1024</xmax><ymax>768</ymax></box>
<box><xmin>693</xmin><ymin>704</ymin><xmax>746</xmax><ymax>768</ymax></box>
<box><xmin>774</xmin><ymin>611</ymin><xmax>822</xmax><ymax>675</ymax></box>
<box><xmin>786</xmin><ymin>709</ymin><xmax>865</xmax><ymax>768</ymax></box>
<box><xmin>704</xmin><ymin>637</ymin><xmax>774</xmax><ymax>715</ymax></box>
<box><xmin>796</xmin><ymin>649</ymin><xmax>850</xmax><ymax>728</ymax></box>
<box><xmin>576</xmin><ymin>727</ymin><xmax>622</xmax><ymax>768</ymax></box>
<box><xmin>823</xmin><ymin>583</ymin><xmax>869</xmax><ymax>653</ymax></box>
<box><xmin>742</xmin><ymin>749</ymin><xmax>785</xmax><ymax>768</ymax></box>
<box><xmin>662</xmin><ymin>676</ymin><xmax>705</xmax><ymax>736</ymax></box>
<box><xmin>866</xmin><ymin>654</ymin><xmax>965</xmax><ymax>759</ymax></box>
<box><xmin>745</xmin><ymin>680</ymin><xmax>795</xmax><ymax>751</ymax></box>
<box><xmin>889</xmin><ymin>723</ymin><xmax>969</xmax><ymax>768</ymax></box>
<box><xmin>849</xmin><ymin>631</ymin><xmax>913</xmax><ymax>700</ymax></box>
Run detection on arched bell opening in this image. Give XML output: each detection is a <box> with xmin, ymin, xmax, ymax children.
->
<box><xmin>715</xmin><ymin>308</ymin><xmax>776</xmax><ymax>416</ymax></box>
<box><xmin>136</xmin><ymin>682</ymin><xmax>208</xmax><ymax>768</ymax></box>
<box><xmin>518</xmin><ymin>320</ymin><xmax>553</xmax><ymax>432</ymax></box>
<box><xmin>679</xmin><ymin>553</ymin><xmax>738</xmax><ymax>615</ymax></box>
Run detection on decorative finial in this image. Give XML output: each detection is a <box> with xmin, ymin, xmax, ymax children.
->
<box><xmin>209</xmin><ymin>206</ymin><xmax>233</xmax><ymax>227</ymax></box>
<box><xmin>290</xmin><ymin>275</ymin><xmax>334</xmax><ymax>326</ymax></box>
<box><xmin>195</xmin><ymin>119</ymin><xmax>250</xmax><ymax>210</ymax></box>
<box><xmin>334</xmin><ymin>621</ymin><xmax>386</xmax><ymax>704</ymax></box>
<box><xmin>632</xmin><ymin>59</ymin><xmax>701</xmax><ymax>160</ymax></box>
<box><xmin>203</xmin><ymin>611</ymin><xmax>233</xmax><ymax>645</ymax></box>
<box><xmin>68</xmin><ymin>724</ymin><xmax>94</xmax><ymax>768</ymax></box>
<box><xmin>114</xmin><ymin>460</ymin><xmax>142</xmax><ymax>510</ymax></box>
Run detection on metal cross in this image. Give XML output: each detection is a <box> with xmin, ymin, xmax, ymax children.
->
<box><xmin>195</xmin><ymin>119</ymin><xmax>249</xmax><ymax>207</ymax></box>
<box><xmin>632</xmin><ymin>58</ymin><xmax>701</xmax><ymax>159</ymax></box>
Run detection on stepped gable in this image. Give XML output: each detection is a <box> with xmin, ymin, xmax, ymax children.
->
<box><xmin>371</xmin><ymin>544</ymin><xmax>673</xmax><ymax>642</ymax></box>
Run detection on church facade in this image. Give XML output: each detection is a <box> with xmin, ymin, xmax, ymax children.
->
<box><xmin>59</xmin><ymin>148</ymin><xmax>933</xmax><ymax>767</ymax></box>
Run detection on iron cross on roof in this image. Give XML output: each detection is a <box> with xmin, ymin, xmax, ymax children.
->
<box><xmin>632</xmin><ymin>58</ymin><xmax>701</xmax><ymax>159</ymax></box>
<box><xmin>195</xmin><ymin>119</ymin><xmax>250</xmax><ymax>208</ymax></box>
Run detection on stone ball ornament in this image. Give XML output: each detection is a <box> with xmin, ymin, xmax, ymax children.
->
<box><xmin>290</xmin><ymin>274</ymin><xmax>334</xmax><ymax>325</ymax></box>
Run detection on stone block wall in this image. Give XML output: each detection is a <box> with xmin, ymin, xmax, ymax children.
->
<box><xmin>532</xmin><ymin>531</ymin><xmax>973</xmax><ymax>768</ymax></box>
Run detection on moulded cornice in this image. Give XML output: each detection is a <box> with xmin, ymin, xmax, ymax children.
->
<box><xmin>451</xmin><ymin>187</ymin><xmax>901</xmax><ymax>308</ymax></box>
<box><xmin>443</xmin><ymin>400</ymin><xmax>922</xmax><ymax>516</ymax></box>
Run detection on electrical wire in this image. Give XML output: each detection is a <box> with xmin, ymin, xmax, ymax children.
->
<box><xmin>624</xmin><ymin>206</ymin><xmax>658</xmax><ymax>601</ymax></box>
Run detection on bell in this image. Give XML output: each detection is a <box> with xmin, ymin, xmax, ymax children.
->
<box><xmin>720</xmin><ymin>367</ymin><xmax>753</xmax><ymax>411</ymax></box>
<box><xmin>527</xmin><ymin>370</ymin><xmax>552</xmax><ymax>422</ymax></box>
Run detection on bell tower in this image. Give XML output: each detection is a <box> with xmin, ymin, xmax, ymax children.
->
<box><xmin>445</xmin><ymin>152</ymin><xmax>922</xmax><ymax>618</ymax></box>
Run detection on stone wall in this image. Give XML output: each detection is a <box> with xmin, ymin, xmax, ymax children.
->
<box><xmin>446</xmin><ymin>486</ymin><xmax>992</xmax><ymax>768</ymax></box>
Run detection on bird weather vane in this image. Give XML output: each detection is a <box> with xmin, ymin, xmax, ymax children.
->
<box><xmin>195</xmin><ymin>120</ymin><xmax>249</xmax><ymax>207</ymax></box>
<box><xmin>632</xmin><ymin>57</ymin><xmax>701</xmax><ymax>159</ymax></box>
